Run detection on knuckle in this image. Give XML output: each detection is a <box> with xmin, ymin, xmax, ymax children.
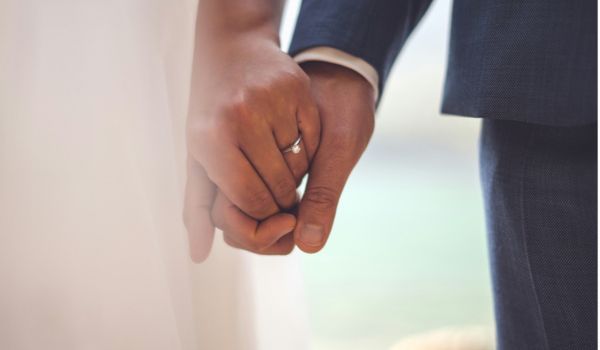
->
<box><xmin>246</xmin><ymin>83</ymin><xmax>271</xmax><ymax>100</ymax></box>
<box><xmin>228</xmin><ymin>90</ymin><xmax>252</xmax><ymax>117</ymax></box>
<box><xmin>288</xmin><ymin>70</ymin><xmax>310</xmax><ymax>88</ymax></box>
<box><xmin>303</xmin><ymin>186</ymin><xmax>339</xmax><ymax>212</ymax></box>
<box><xmin>249</xmin><ymin>238</ymin><xmax>268</xmax><ymax>252</ymax></box>
<box><xmin>273</xmin><ymin>177</ymin><xmax>297</xmax><ymax>206</ymax></box>
<box><xmin>240</xmin><ymin>231</ymin><xmax>268</xmax><ymax>252</ymax></box>
<box><xmin>282</xmin><ymin>72</ymin><xmax>311</xmax><ymax>94</ymax></box>
<box><xmin>223</xmin><ymin>91</ymin><xmax>257</xmax><ymax>126</ymax></box>
<box><xmin>224</xmin><ymin>228</ymin><xmax>262</xmax><ymax>252</ymax></box>
<box><xmin>225</xmin><ymin>89</ymin><xmax>268</xmax><ymax>131</ymax></box>
<box><xmin>244</xmin><ymin>189</ymin><xmax>275</xmax><ymax>219</ymax></box>
<box><xmin>329</xmin><ymin>125</ymin><xmax>358</xmax><ymax>147</ymax></box>
<box><xmin>328</xmin><ymin>126</ymin><xmax>371</xmax><ymax>157</ymax></box>
<box><xmin>227</xmin><ymin>228</ymin><xmax>264</xmax><ymax>252</ymax></box>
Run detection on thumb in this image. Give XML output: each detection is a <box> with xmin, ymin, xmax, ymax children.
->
<box><xmin>294</xmin><ymin>133</ymin><xmax>362</xmax><ymax>253</ymax></box>
<box><xmin>183</xmin><ymin>155</ymin><xmax>217</xmax><ymax>262</ymax></box>
<box><xmin>293</xmin><ymin>62</ymin><xmax>376</xmax><ymax>253</ymax></box>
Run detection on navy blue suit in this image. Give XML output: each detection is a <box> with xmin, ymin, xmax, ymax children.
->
<box><xmin>290</xmin><ymin>1</ymin><xmax>597</xmax><ymax>348</ymax></box>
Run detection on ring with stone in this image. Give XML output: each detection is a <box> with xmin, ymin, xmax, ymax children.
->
<box><xmin>282</xmin><ymin>134</ymin><xmax>302</xmax><ymax>154</ymax></box>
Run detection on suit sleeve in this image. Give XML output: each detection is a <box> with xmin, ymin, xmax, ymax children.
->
<box><xmin>289</xmin><ymin>0</ymin><xmax>434</xmax><ymax>99</ymax></box>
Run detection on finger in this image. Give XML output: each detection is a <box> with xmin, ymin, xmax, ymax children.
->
<box><xmin>269</xmin><ymin>82</ymin><xmax>319</xmax><ymax>185</ymax></box>
<box><xmin>293</xmin><ymin>133</ymin><xmax>362</xmax><ymax>253</ymax></box>
<box><xmin>211</xmin><ymin>191</ymin><xmax>296</xmax><ymax>253</ymax></box>
<box><xmin>270</xmin><ymin>109</ymin><xmax>310</xmax><ymax>186</ymax></box>
<box><xmin>296</xmin><ymin>90</ymin><xmax>321</xmax><ymax>162</ymax></box>
<box><xmin>282</xmin><ymin>139</ymin><xmax>309</xmax><ymax>185</ymax></box>
<box><xmin>238</xmin><ymin>122</ymin><xmax>299</xmax><ymax>210</ymax></box>
<box><xmin>183</xmin><ymin>156</ymin><xmax>217</xmax><ymax>263</ymax></box>
<box><xmin>224</xmin><ymin>232</ymin><xmax>295</xmax><ymax>255</ymax></box>
<box><xmin>270</xmin><ymin>233</ymin><xmax>295</xmax><ymax>254</ymax></box>
<box><xmin>202</xmin><ymin>143</ymin><xmax>279</xmax><ymax>220</ymax></box>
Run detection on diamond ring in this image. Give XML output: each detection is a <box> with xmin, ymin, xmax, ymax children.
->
<box><xmin>282</xmin><ymin>134</ymin><xmax>302</xmax><ymax>154</ymax></box>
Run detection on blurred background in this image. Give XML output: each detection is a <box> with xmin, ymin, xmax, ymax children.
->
<box><xmin>0</xmin><ymin>0</ymin><xmax>494</xmax><ymax>349</ymax></box>
<box><xmin>282</xmin><ymin>1</ymin><xmax>494</xmax><ymax>349</ymax></box>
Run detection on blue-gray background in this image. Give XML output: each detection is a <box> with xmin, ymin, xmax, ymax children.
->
<box><xmin>281</xmin><ymin>1</ymin><xmax>493</xmax><ymax>349</ymax></box>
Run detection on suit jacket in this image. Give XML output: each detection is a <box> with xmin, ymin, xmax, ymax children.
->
<box><xmin>289</xmin><ymin>0</ymin><xmax>597</xmax><ymax>126</ymax></box>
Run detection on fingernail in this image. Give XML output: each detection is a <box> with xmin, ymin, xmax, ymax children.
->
<box><xmin>300</xmin><ymin>224</ymin><xmax>323</xmax><ymax>245</ymax></box>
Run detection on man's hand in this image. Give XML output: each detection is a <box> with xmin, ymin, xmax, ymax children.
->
<box><xmin>293</xmin><ymin>62</ymin><xmax>376</xmax><ymax>253</ymax></box>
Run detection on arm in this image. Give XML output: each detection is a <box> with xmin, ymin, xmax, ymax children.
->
<box><xmin>195</xmin><ymin>0</ymin><xmax>283</xmax><ymax>48</ymax></box>
<box><xmin>288</xmin><ymin>0</ymin><xmax>434</xmax><ymax>252</ymax></box>
<box><xmin>290</xmin><ymin>0</ymin><xmax>434</xmax><ymax>98</ymax></box>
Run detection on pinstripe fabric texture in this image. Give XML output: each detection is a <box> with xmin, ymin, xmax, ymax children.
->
<box><xmin>290</xmin><ymin>0</ymin><xmax>597</xmax><ymax>126</ymax></box>
<box><xmin>290</xmin><ymin>2</ymin><xmax>598</xmax><ymax>348</ymax></box>
<box><xmin>480</xmin><ymin>119</ymin><xmax>597</xmax><ymax>349</ymax></box>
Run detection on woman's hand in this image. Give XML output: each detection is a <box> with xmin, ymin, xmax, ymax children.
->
<box><xmin>184</xmin><ymin>13</ymin><xmax>320</xmax><ymax>261</ymax></box>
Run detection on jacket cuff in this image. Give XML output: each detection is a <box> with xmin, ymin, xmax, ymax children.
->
<box><xmin>293</xmin><ymin>46</ymin><xmax>379</xmax><ymax>101</ymax></box>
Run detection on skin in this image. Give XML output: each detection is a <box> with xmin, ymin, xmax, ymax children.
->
<box><xmin>184</xmin><ymin>1</ymin><xmax>374</xmax><ymax>261</ymax></box>
<box><xmin>292</xmin><ymin>62</ymin><xmax>374</xmax><ymax>253</ymax></box>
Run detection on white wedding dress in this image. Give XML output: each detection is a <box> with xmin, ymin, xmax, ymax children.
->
<box><xmin>0</xmin><ymin>1</ymin><xmax>308</xmax><ymax>349</ymax></box>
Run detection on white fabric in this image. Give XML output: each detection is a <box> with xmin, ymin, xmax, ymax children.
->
<box><xmin>0</xmin><ymin>1</ymin><xmax>308</xmax><ymax>349</ymax></box>
<box><xmin>294</xmin><ymin>46</ymin><xmax>379</xmax><ymax>101</ymax></box>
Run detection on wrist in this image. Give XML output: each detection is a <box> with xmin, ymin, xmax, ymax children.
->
<box><xmin>197</xmin><ymin>2</ymin><xmax>281</xmax><ymax>48</ymax></box>
<box><xmin>301</xmin><ymin>61</ymin><xmax>375</xmax><ymax>109</ymax></box>
<box><xmin>205</xmin><ymin>23</ymin><xmax>280</xmax><ymax>47</ymax></box>
<box><xmin>195</xmin><ymin>23</ymin><xmax>281</xmax><ymax>70</ymax></box>
<box><xmin>191</xmin><ymin>23</ymin><xmax>281</xmax><ymax>90</ymax></box>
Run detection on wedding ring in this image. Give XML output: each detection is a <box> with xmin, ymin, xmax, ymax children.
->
<box><xmin>282</xmin><ymin>134</ymin><xmax>302</xmax><ymax>154</ymax></box>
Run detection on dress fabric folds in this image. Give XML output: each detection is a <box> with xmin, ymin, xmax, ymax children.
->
<box><xmin>0</xmin><ymin>1</ymin><xmax>308</xmax><ymax>349</ymax></box>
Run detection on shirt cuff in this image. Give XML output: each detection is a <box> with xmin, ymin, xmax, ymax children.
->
<box><xmin>293</xmin><ymin>46</ymin><xmax>380</xmax><ymax>101</ymax></box>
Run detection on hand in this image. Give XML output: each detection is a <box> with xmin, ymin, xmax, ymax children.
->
<box><xmin>184</xmin><ymin>28</ymin><xmax>320</xmax><ymax>261</ymax></box>
<box><xmin>293</xmin><ymin>62</ymin><xmax>375</xmax><ymax>253</ymax></box>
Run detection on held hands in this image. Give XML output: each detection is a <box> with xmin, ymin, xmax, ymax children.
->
<box><xmin>184</xmin><ymin>31</ymin><xmax>374</xmax><ymax>261</ymax></box>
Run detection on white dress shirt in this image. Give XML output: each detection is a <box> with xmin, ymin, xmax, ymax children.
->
<box><xmin>294</xmin><ymin>46</ymin><xmax>380</xmax><ymax>101</ymax></box>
